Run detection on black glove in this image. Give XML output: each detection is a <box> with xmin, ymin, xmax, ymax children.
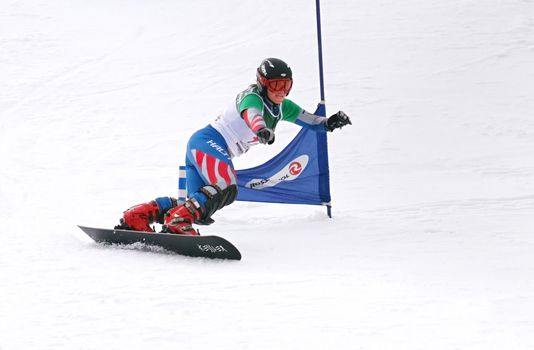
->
<box><xmin>256</xmin><ymin>127</ymin><xmax>275</xmax><ymax>145</ymax></box>
<box><xmin>326</xmin><ymin>111</ymin><xmax>352</xmax><ymax>131</ymax></box>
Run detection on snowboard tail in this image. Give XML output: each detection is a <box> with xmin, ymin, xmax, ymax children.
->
<box><xmin>78</xmin><ymin>225</ymin><xmax>241</xmax><ymax>260</ymax></box>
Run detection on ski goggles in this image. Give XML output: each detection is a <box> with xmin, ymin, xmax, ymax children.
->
<box><xmin>258</xmin><ymin>75</ymin><xmax>293</xmax><ymax>95</ymax></box>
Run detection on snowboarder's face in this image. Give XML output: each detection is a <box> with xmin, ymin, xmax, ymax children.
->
<box><xmin>266</xmin><ymin>88</ymin><xmax>287</xmax><ymax>104</ymax></box>
<box><xmin>258</xmin><ymin>75</ymin><xmax>292</xmax><ymax>104</ymax></box>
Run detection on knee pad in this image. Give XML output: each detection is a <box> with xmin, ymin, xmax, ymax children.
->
<box><xmin>198</xmin><ymin>184</ymin><xmax>237</xmax><ymax>221</ymax></box>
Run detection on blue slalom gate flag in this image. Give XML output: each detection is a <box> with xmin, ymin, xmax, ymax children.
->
<box><xmin>236</xmin><ymin>104</ymin><xmax>332</xmax><ymax>212</ymax></box>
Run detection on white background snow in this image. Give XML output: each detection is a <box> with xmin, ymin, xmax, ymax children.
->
<box><xmin>1</xmin><ymin>0</ymin><xmax>534</xmax><ymax>349</ymax></box>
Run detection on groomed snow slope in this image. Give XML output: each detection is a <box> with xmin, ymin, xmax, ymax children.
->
<box><xmin>1</xmin><ymin>1</ymin><xmax>533</xmax><ymax>349</ymax></box>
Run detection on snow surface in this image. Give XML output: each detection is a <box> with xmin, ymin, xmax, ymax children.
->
<box><xmin>1</xmin><ymin>0</ymin><xmax>534</xmax><ymax>349</ymax></box>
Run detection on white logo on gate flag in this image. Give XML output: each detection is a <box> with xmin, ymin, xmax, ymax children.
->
<box><xmin>245</xmin><ymin>155</ymin><xmax>309</xmax><ymax>189</ymax></box>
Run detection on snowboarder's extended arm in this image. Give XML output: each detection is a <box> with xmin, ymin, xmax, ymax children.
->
<box><xmin>295</xmin><ymin>110</ymin><xmax>352</xmax><ymax>132</ymax></box>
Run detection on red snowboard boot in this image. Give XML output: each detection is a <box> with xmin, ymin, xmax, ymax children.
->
<box><xmin>119</xmin><ymin>201</ymin><xmax>161</xmax><ymax>232</ymax></box>
<box><xmin>163</xmin><ymin>199</ymin><xmax>202</xmax><ymax>235</ymax></box>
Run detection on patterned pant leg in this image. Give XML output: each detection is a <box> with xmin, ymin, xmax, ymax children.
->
<box><xmin>184</xmin><ymin>126</ymin><xmax>236</xmax><ymax>210</ymax></box>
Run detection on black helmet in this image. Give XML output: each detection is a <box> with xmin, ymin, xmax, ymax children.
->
<box><xmin>256</xmin><ymin>58</ymin><xmax>293</xmax><ymax>95</ymax></box>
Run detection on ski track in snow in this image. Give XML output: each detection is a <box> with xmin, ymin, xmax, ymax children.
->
<box><xmin>1</xmin><ymin>0</ymin><xmax>534</xmax><ymax>349</ymax></box>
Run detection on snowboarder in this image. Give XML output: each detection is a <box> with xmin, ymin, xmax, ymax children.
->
<box><xmin>116</xmin><ymin>58</ymin><xmax>352</xmax><ymax>235</ymax></box>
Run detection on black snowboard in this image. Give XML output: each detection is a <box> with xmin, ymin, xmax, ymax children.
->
<box><xmin>78</xmin><ymin>225</ymin><xmax>241</xmax><ymax>260</ymax></box>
